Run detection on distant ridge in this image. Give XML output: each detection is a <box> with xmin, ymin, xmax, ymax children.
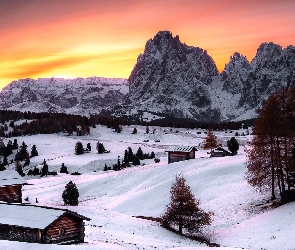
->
<box><xmin>1</xmin><ymin>31</ymin><xmax>294</xmax><ymax>122</ymax></box>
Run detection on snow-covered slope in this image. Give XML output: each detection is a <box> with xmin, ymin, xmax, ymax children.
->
<box><xmin>0</xmin><ymin>124</ymin><xmax>293</xmax><ymax>249</ymax></box>
<box><xmin>0</xmin><ymin>77</ymin><xmax>128</xmax><ymax>116</ymax></box>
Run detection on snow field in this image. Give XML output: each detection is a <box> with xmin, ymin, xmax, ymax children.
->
<box><xmin>1</xmin><ymin>124</ymin><xmax>291</xmax><ymax>249</ymax></box>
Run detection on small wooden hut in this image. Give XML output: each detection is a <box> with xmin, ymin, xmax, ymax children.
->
<box><xmin>166</xmin><ymin>146</ymin><xmax>197</xmax><ymax>164</ymax></box>
<box><xmin>0</xmin><ymin>203</ymin><xmax>90</xmax><ymax>244</ymax></box>
<box><xmin>0</xmin><ymin>170</ymin><xmax>27</xmax><ymax>203</ymax></box>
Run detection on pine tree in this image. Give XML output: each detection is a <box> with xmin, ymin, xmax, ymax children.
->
<box><xmin>12</xmin><ymin>139</ymin><xmax>18</xmax><ymax>150</ymax></box>
<box><xmin>161</xmin><ymin>175</ymin><xmax>212</xmax><ymax>235</ymax></box>
<box><xmin>127</xmin><ymin>147</ymin><xmax>133</xmax><ymax>162</ymax></box>
<box><xmin>75</xmin><ymin>141</ymin><xmax>84</xmax><ymax>155</ymax></box>
<box><xmin>40</xmin><ymin>159</ymin><xmax>48</xmax><ymax>177</ymax></box>
<box><xmin>136</xmin><ymin>147</ymin><xmax>144</xmax><ymax>160</ymax></box>
<box><xmin>150</xmin><ymin>151</ymin><xmax>155</xmax><ymax>159</ymax></box>
<box><xmin>62</xmin><ymin>181</ymin><xmax>79</xmax><ymax>206</ymax></box>
<box><xmin>132</xmin><ymin>127</ymin><xmax>137</xmax><ymax>134</ymax></box>
<box><xmin>96</xmin><ymin>141</ymin><xmax>105</xmax><ymax>154</ymax></box>
<box><xmin>123</xmin><ymin>149</ymin><xmax>129</xmax><ymax>163</ymax></box>
<box><xmin>203</xmin><ymin>129</ymin><xmax>218</xmax><ymax>152</ymax></box>
<box><xmin>60</xmin><ymin>163</ymin><xmax>68</xmax><ymax>174</ymax></box>
<box><xmin>227</xmin><ymin>137</ymin><xmax>239</xmax><ymax>155</ymax></box>
<box><xmin>132</xmin><ymin>155</ymin><xmax>140</xmax><ymax>165</ymax></box>
<box><xmin>31</xmin><ymin>144</ymin><xmax>38</xmax><ymax>157</ymax></box>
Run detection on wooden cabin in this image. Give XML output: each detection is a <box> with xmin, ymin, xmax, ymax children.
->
<box><xmin>0</xmin><ymin>170</ymin><xmax>27</xmax><ymax>203</ymax></box>
<box><xmin>166</xmin><ymin>146</ymin><xmax>197</xmax><ymax>164</ymax></box>
<box><xmin>0</xmin><ymin>203</ymin><xmax>90</xmax><ymax>244</ymax></box>
<box><xmin>210</xmin><ymin>146</ymin><xmax>232</xmax><ymax>157</ymax></box>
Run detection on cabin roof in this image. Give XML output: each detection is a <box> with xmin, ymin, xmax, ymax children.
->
<box><xmin>0</xmin><ymin>170</ymin><xmax>27</xmax><ymax>186</ymax></box>
<box><xmin>166</xmin><ymin>146</ymin><xmax>197</xmax><ymax>153</ymax></box>
<box><xmin>0</xmin><ymin>203</ymin><xmax>90</xmax><ymax>230</ymax></box>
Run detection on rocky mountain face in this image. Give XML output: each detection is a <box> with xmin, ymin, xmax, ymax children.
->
<box><xmin>127</xmin><ymin>31</ymin><xmax>220</xmax><ymax>122</ymax></box>
<box><xmin>0</xmin><ymin>77</ymin><xmax>128</xmax><ymax>115</ymax></box>
<box><xmin>126</xmin><ymin>32</ymin><xmax>295</xmax><ymax>122</ymax></box>
<box><xmin>0</xmin><ymin>31</ymin><xmax>294</xmax><ymax>123</ymax></box>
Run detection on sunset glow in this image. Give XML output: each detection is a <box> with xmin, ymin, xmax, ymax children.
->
<box><xmin>0</xmin><ymin>0</ymin><xmax>295</xmax><ymax>89</ymax></box>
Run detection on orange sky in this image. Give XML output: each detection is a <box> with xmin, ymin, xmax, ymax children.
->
<box><xmin>0</xmin><ymin>0</ymin><xmax>295</xmax><ymax>90</ymax></box>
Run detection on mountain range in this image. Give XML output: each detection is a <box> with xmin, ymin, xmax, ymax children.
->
<box><xmin>1</xmin><ymin>30</ymin><xmax>294</xmax><ymax>123</ymax></box>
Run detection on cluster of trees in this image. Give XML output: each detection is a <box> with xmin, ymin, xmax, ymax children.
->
<box><xmin>246</xmin><ymin>86</ymin><xmax>295</xmax><ymax>201</ymax></box>
<box><xmin>123</xmin><ymin>147</ymin><xmax>156</xmax><ymax>166</ymax></box>
<box><xmin>74</xmin><ymin>141</ymin><xmax>107</xmax><ymax>155</ymax></box>
<box><xmin>148</xmin><ymin>117</ymin><xmax>250</xmax><ymax>130</ymax></box>
<box><xmin>203</xmin><ymin>129</ymin><xmax>239</xmax><ymax>155</ymax></box>
<box><xmin>103</xmin><ymin>147</ymin><xmax>157</xmax><ymax>172</ymax></box>
<box><xmin>0</xmin><ymin>110</ymin><xmax>95</xmax><ymax>138</ymax></box>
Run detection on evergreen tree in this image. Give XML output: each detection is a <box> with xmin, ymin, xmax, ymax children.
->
<box><xmin>40</xmin><ymin>159</ymin><xmax>48</xmax><ymax>177</ymax></box>
<box><xmin>136</xmin><ymin>147</ymin><xmax>144</xmax><ymax>160</ymax></box>
<box><xmin>86</xmin><ymin>143</ymin><xmax>91</xmax><ymax>152</ymax></box>
<box><xmin>32</xmin><ymin>166</ymin><xmax>40</xmax><ymax>176</ymax></box>
<box><xmin>12</xmin><ymin>139</ymin><xmax>18</xmax><ymax>150</ymax></box>
<box><xmin>132</xmin><ymin>155</ymin><xmax>140</xmax><ymax>165</ymax></box>
<box><xmin>75</xmin><ymin>141</ymin><xmax>84</xmax><ymax>155</ymax></box>
<box><xmin>227</xmin><ymin>137</ymin><xmax>239</xmax><ymax>155</ymax></box>
<box><xmin>60</xmin><ymin>163</ymin><xmax>68</xmax><ymax>174</ymax></box>
<box><xmin>6</xmin><ymin>140</ymin><xmax>13</xmax><ymax>156</ymax></box>
<box><xmin>31</xmin><ymin>144</ymin><xmax>39</xmax><ymax>157</ymax></box>
<box><xmin>132</xmin><ymin>127</ymin><xmax>137</xmax><ymax>134</ymax></box>
<box><xmin>161</xmin><ymin>175</ymin><xmax>212</xmax><ymax>235</ymax></box>
<box><xmin>150</xmin><ymin>151</ymin><xmax>155</xmax><ymax>159</ymax></box>
<box><xmin>203</xmin><ymin>129</ymin><xmax>218</xmax><ymax>152</ymax></box>
<box><xmin>127</xmin><ymin>147</ymin><xmax>133</xmax><ymax>162</ymax></box>
<box><xmin>62</xmin><ymin>181</ymin><xmax>79</xmax><ymax>206</ymax></box>
<box><xmin>123</xmin><ymin>149</ymin><xmax>129</xmax><ymax>163</ymax></box>
<box><xmin>96</xmin><ymin>141</ymin><xmax>105</xmax><ymax>154</ymax></box>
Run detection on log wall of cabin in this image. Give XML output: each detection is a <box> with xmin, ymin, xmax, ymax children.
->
<box><xmin>44</xmin><ymin>214</ymin><xmax>84</xmax><ymax>244</ymax></box>
<box><xmin>0</xmin><ymin>224</ymin><xmax>40</xmax><ymax>243</ymax></box>
<box><xmin>0</xmin><ymin>185</ymin><xmax>22</xmax><ymax>203</ymax></box>
<box><xmin>168</xmin><ymin>152</ymin><xmax>188</xmax><ymax>164</ymax></box>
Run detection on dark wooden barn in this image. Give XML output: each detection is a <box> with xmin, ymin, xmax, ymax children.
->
<box><xmin>210</xmin><ymin>146</ymin><xmax>232</xmax><ymax>157</ymax></box>
<box><xmin>0</xmin><ymin>203</ymin><xmax>90</xmax><ymax>244</ymax></box>
<box><xmin>166</xmin><ymin>146</ymin><xmax>197</xmax><ymax>164</ymax></box>
<box><xmin>0</xmin><ymin>170</ymin><xmax>27</xmax><ymax>203</ymax></box>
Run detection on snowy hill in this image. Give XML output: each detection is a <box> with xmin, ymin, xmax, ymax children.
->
<box><xmin>0</xmin><ymin>124</ymin><xmax>294</xmax><ymax>249</ymax></box>
<box><xmin>0</xmin><ymin>77</ymin><xmax>129</xmax><ymax>116</ymax></box>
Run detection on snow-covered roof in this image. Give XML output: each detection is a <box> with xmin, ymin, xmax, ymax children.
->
<box><xmin>0</xmin><ymin>170</ymin><xmax>27</xmax><ymax>186</ymax></box>
<box><xmin>0</xmin><ymin>203</ymin><xmax>90</xmax><ymax>229</ymax></box>
<box><xmin>166</xmin><ymin>146</ymin><xmax>197</xmax><ymax>152</ymax></box>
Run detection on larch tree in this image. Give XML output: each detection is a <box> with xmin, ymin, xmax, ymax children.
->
<box><xmin>161</xmin><ymin>175</ymin><xmax>212</xmax><ymax>235</ymax></box>
<box><xmin>245</xmin><ymin>87</ymin><xmax>295</xmax><ymax>200</ymax></box>
<box><xmin>203</xmin><ymin>129</ymin><xmax>219</xmax><ymax>152</ymax></box>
